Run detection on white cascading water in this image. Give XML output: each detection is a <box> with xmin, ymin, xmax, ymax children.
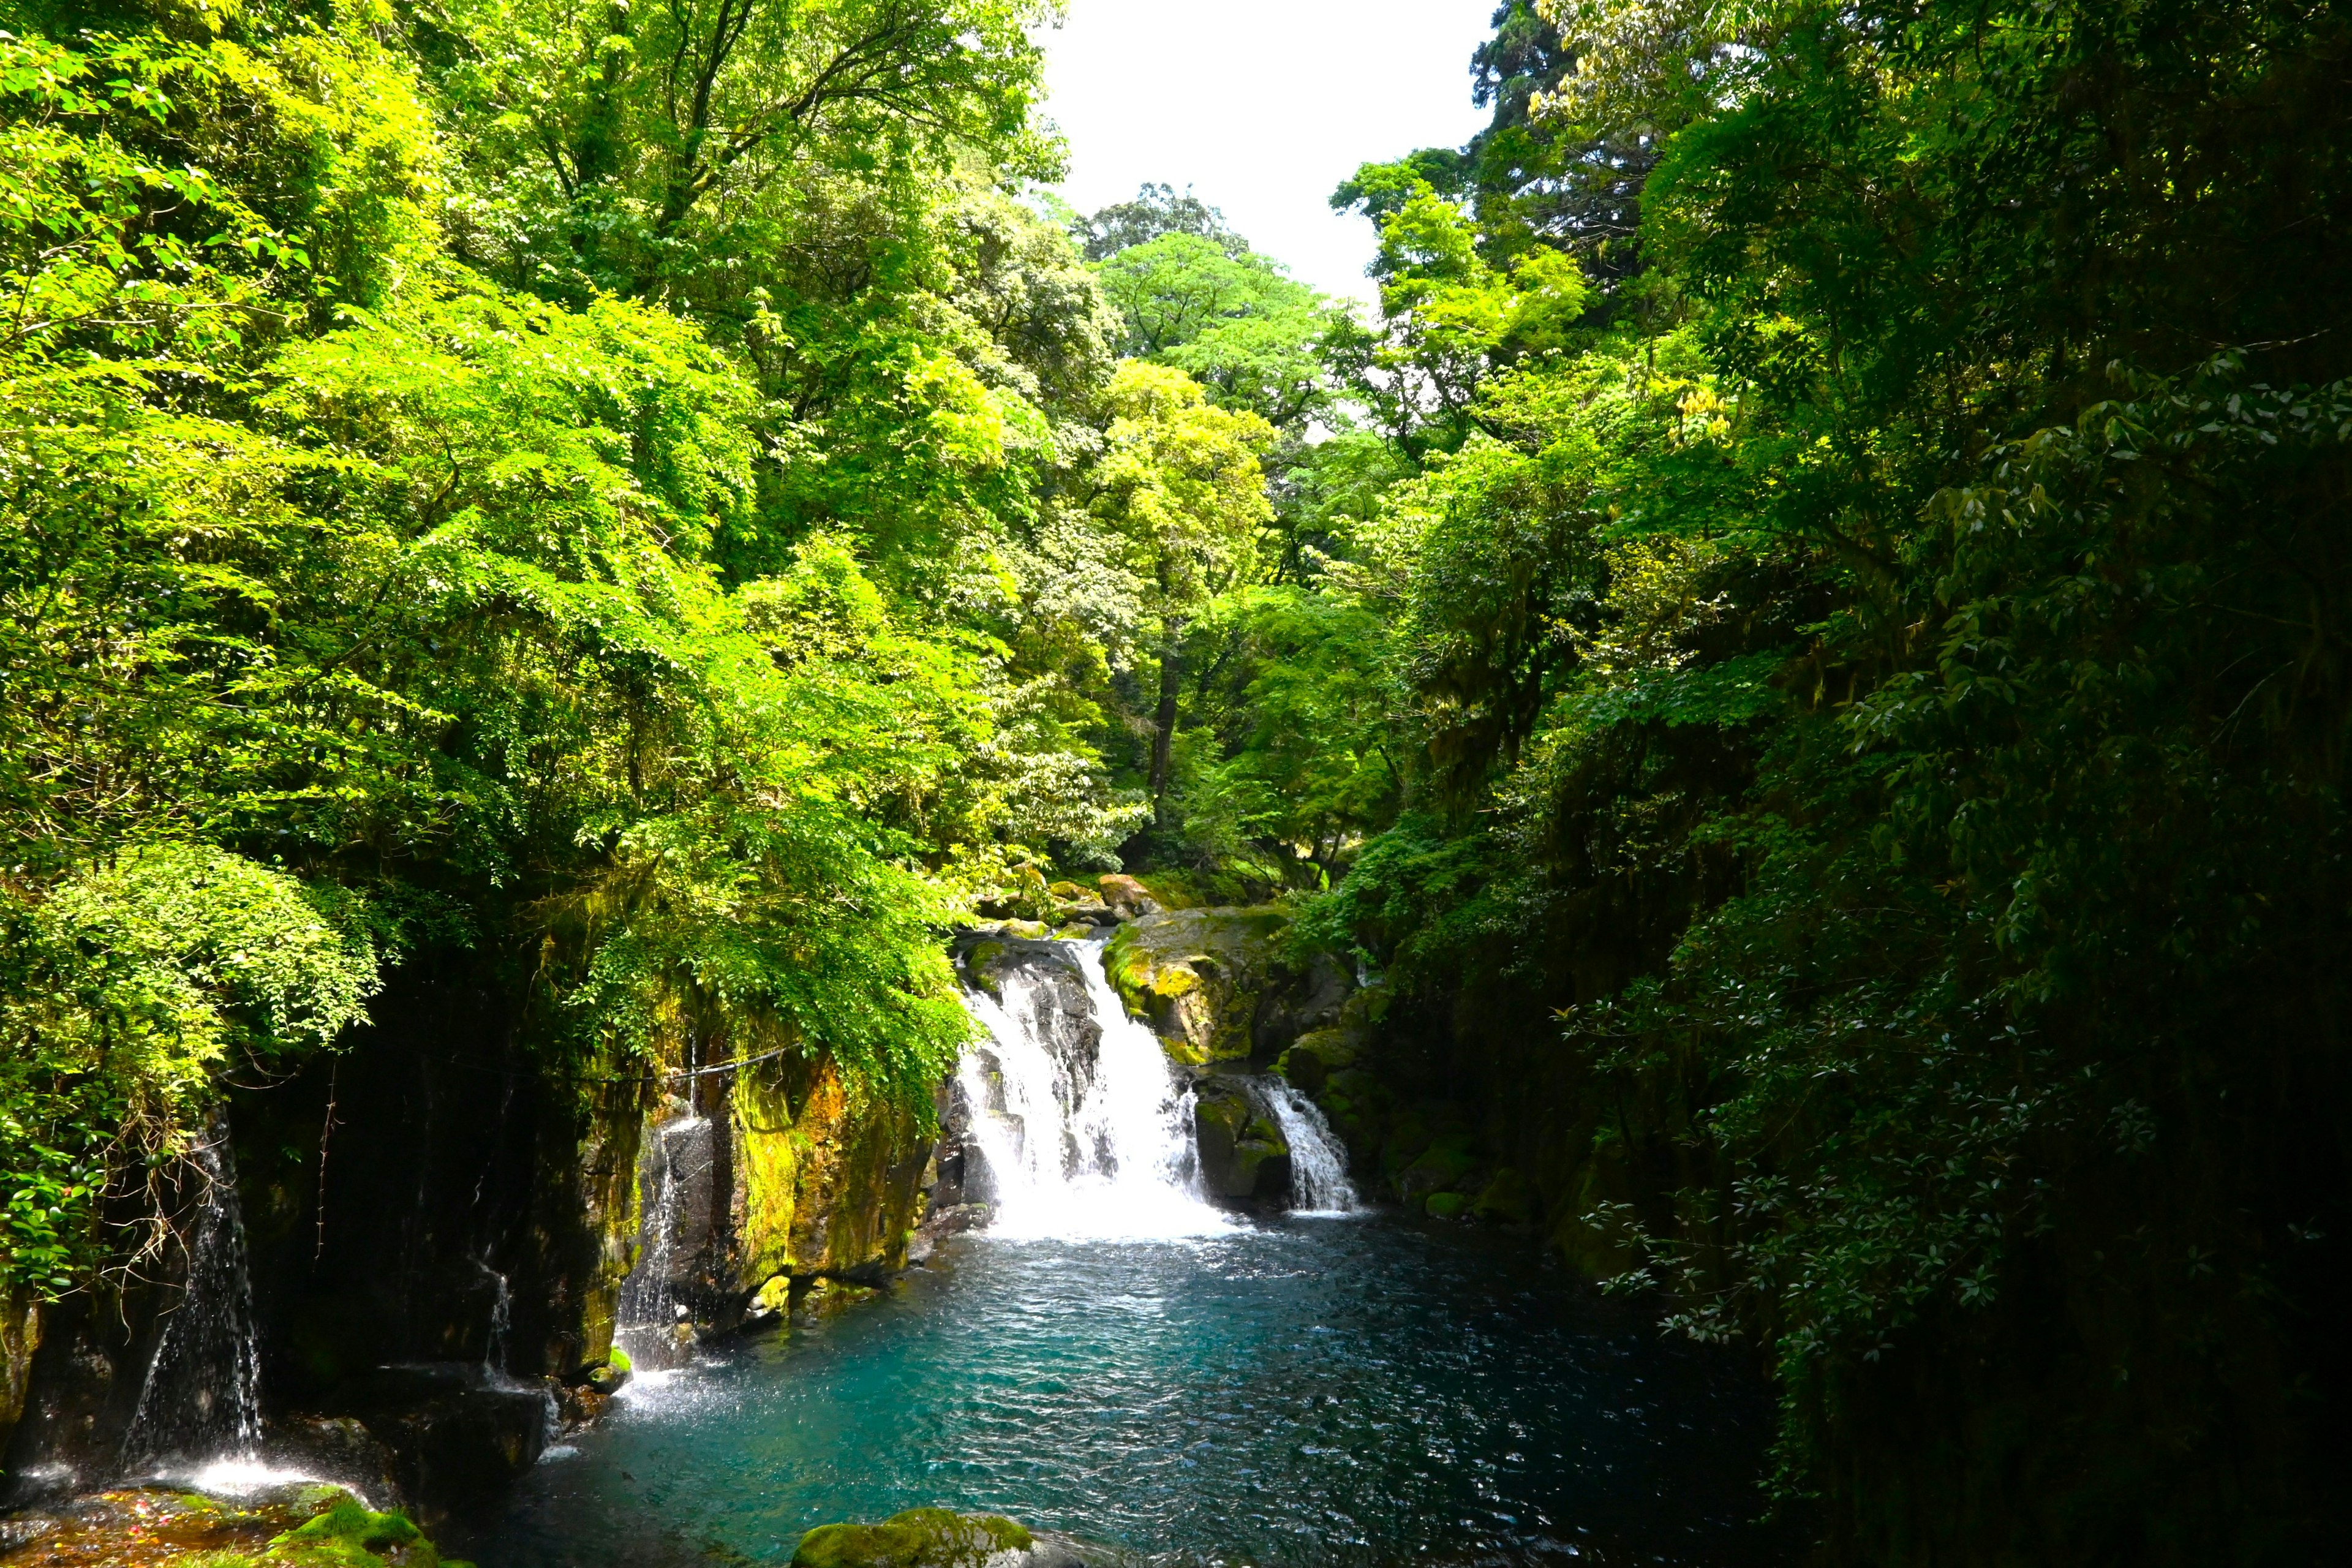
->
<box><xmin>616</xmin><ymin>1114</ymin><xmax>708</xmax><ymax>1370</ymax></box>
<box><xmin>959</xmin><ymin>941</ymin><xmax>1230</xmax><ymax>1240</ymax></box>
<box><xmin>112</xmin><ymin>1109</ymin><xmax>380</xmax><ymax>1499</ymax></box>
<box><xmin>1257</xmin><ymin>1079</ymin><xmax>1360</xmax><ymax>1214</ymax></box>
<box><xmin>121</xmin><ymin>1112</ymin><xmax>264</xmax><ymax>1474</ymax></box>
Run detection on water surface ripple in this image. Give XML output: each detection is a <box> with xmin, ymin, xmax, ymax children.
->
<box><xmin>466</xmin><ymin>1217</ymin><xmax>1779</xmax><ymax>1568</ymax></box>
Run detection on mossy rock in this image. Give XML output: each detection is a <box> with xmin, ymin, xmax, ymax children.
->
<box><xmin>1</xmin><ymin>1485</ymin><xmax>466</xmax><ymax>1568</ymax></box>
<box><xmin>1192</xmin><ymin>1082</ymin><xmax>1291</xmax><ymax>1201</ymax></box>
<box><xmin>1471</xmin><ymin>1167</ymin><xmax>1534</xmax><ymax>1226</ymax></box>
<box><xmin>270</xmin><ymin>1499</ymin><xmax>429</xmax><ymax>1567</ymax></box>
<box><xmin>793</xmin><ymin>1509</ymin><xmax>1034</xmax><ymax>1568</ymax></box>
<box><xmin>1276</xmin><ymin>1025</ymin><xmax>1359</xmax><ymax>1091</ymax></box>
<box><xmin>1102</xmin><ymin>908</ymin><xmax>1294</xmax><ymax>1065</ymax></box>
<box><xmin>1379</xmin><ymin>1107</ymin><xmax>1436</xmax><ymax>1177</ymax></box>
<box><xmin>1400</xmin><ymin>1133</ymin><xmax>1479</xmax><ymax>1198</ymax></box>
<box><xmin>1423</xmin><ymin>1191</ymin><xmax>1471</xmax><ymax>1220</ymax></box>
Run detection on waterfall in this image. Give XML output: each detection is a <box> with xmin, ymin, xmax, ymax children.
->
<box><xmin>616</xmin><ymin>1114</ymin><xmax>708</xmax><ymax>1368</ymax></box>
<box><xmin>478</xmin><ymin>1257</ymin><xmax>512</xmax><ymax>1372</ymax></box>
<box><xmin>959</xmin><ymin>941</ymin><xmax>1228</xmax><ymax>1240</ymax></box>
<box><xmin>1257</xmin><ymin>1079</ymin><xmax>1361</xmax><ymax>1214</ymax></box>
<box><xmin>120</xmin><ymin>1110</ymin><xmax>264</xmax><ymax>1472</ymax></box>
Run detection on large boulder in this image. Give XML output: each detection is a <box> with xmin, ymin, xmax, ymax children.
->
<box><xmin>793</xmin><ymin>1509</ymin><xmax>1033</xmax><ymax>1568</ymax></box>
<box><xmin>793</xmin><ymin>1510</ymin><xmax>1120</xmax><ymax>1568</ymax></box>
<box><xmin>1101</xmin><ymin>908</ymin><xmax>1345</xmax><ymax>1066</ymax></box>
<box><xmin>1190</xmin><ymin>1079</ymin><xmax>1291</xmax><ymax>1204</ymax></box>
<box><xmin>1095</xmin><ymin>875</ymin><xmax>1160</xmax><ymax>919</ymax></box>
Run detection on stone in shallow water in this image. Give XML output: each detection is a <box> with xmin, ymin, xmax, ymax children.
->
<box><xmin>791</xmin><ymin>1511</ymin><xmax>1125</xmax><ymax>1568</ymax></box>
<box><xmin>791</xmin><ymin>1509</ymin><xmax>1031</xmax><ymax>1568</ymax></box>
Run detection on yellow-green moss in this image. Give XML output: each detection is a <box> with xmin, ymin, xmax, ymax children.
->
<box><xmin>734</xmin><ymin>1073</ymin><xmax>806</xmax><ymax>1281</ymax></box>
<box><xmin>793</xmin><ymin>1509</ymin><xmax>1032</xmax><ymax>1568</ymax></box>
<box><xmin>268</xmin><ymin>1499</ymin><xmax>423</xmax><ymax>1568</ymax></box>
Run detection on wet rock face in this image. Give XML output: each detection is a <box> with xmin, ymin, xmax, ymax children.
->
<box><xmin>955</xmin><ymin>938</ymin><xmax>1097</xmax><ymax>1062</ymax></box>
<box><xmin>636</xmin><ymin>1048</ymin><xmax>936</xmax><ymax>1358</ymax></box>
<box><xmin>1189</xmin><ymin>1079</ymin><xmax>1292</xmax><ymax>1204</ymax></box>
<box><xmin>1</xmin><ymin>1129</ymin><xmax>273</xmax><ymax>1509</ymax></box>
<box><xmin>341</xmin><ymin>1363</ymin><xmax>554</xmax><ymax>1518</ymax></box>
<box><xmin>936</xmin><ymin>936</ymin><xmax>1097</xmax><ymax>1216</ymax></box>
<box><xmin>2</xmin><ymin>936</ymin><xmax>948</xmax><ymax>1522</ymax></box>
<box><xmin>0</xmin><ymin>1294</ymin><xmax>34</xmax><ymax>1471</ymax></box>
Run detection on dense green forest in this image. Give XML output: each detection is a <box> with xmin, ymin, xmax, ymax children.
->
<box><xmin>4</xmin><ymin>0</ymin><xmax>2348</xmax><ymax>1561</ymax></box>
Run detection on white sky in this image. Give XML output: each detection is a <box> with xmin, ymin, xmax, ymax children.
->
<box><xmin>1037</xmin><ymin>1</ymin><xmax>1499</xmax><ymax>304</ymax></box>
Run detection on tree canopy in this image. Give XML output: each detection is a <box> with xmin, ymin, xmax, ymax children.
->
<box><xmin>3</xmin><ymin>0</ymin><xmax>2348</xmax><ymax>1558</ymax></box>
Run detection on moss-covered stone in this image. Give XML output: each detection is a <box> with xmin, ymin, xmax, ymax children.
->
<box><xmin>1471</xmin><ymin>1167</ymin><xmax>1534</xmax><ymax>1226</ymax></box>
<box><xmin>733</xmin><ymin>1058</ymin><xmax>929</xmax><ymax>1295</ymax></box>
<box><xmin>1191</xmin><ymin>1081</ymin><xmax>1291</xmax><ymax>1201</ymax></box>
<box><xmin>960</xmin><ymin>940</ymin><xmax>1009</xmax><ymax>996</ymax></box>
<box><xmin>2</xmin><ymin>1286</ymin><xmax>36</xmax><ymax>1457</ymax></box>
<box><xmin>1400</xmin><ymin>1133</ymin><xmax>1479</xmax><ymax>1200</ymax></box>
<box><xmin>792</xmin><ymin>1509</ymin><xmax>1034</xmax><ymax>1568</ymax></box>
<box><xmin>1274</xmin><ymin>1025</ymin><xmax>1359</xmax><ymax>1092</ymax></box>
<box><xmin>1102</xmin><ymin>907</ymin><xmax>1310</xmax><ymax>1066</ymax></box>
<box><xmin>0</xmin><ymin>1485</ymin><xmax>466</xmax><ymax>1568</ymax></box>
<box><xmin>270</xmin><ymin>1498</ymin><xmax>424</xmax><ymax>1566</ymax></box>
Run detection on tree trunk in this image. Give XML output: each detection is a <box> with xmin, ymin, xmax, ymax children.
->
<box><xmin>1148</xmin><ymin>627</ymin><xmax>1183</xmax><ymax>804</ymax></box>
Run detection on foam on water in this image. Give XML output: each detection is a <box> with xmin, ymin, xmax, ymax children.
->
<box><xmin>172</xmin><ymin>1457</ymin><xmax>375</xmax><ymax>1510</ymax></box>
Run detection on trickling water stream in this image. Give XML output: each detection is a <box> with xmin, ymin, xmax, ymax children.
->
<box><xmin>119</xmin><ymin>1111</ymin><xmax>264</xmax><ymax>1474</ymax></box>
<box><xmin>619</xmin><ymin>1114</ymin><xmax>712</xmax><ymax>1370</ymax></box>
<box><xmin>1256</xmin><ymin>1078</ymin><xmax>1359</xmax><ymax>1213</ymax></box>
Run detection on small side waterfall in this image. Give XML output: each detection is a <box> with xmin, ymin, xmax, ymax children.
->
<box><xmin>1258</xmin><ymin>1079</ymin><xmax>1361</xmax><ymax>1213</ymax></box>
<box><xmin>959</xmin><ymin>941</ymin><xmax>1227</xmax><ymax>1240</ymax></box>
<box><xmin>616</xmin><ymin>1114</ymin><xmax>709</xmax><ymax>1368</ymax></box>
<box><xmin>477</xmin><ymin>1257</ymin><xmax>513</xmax><ymax>1372</ymax></box>
<box><xmin>120</xmin><ymin>1111</ymin><xmax>264</xmax><ymax>1472</ymax></box>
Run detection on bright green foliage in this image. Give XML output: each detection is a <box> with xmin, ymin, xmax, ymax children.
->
<box><xmin>1074</xmin><ymin>181</ymin><xmax>1245</xmax><ymax>262</ymax></box>
<box><xmin>0</xmin><ymin>846</ymin><xmax>379</xmax><ymax>1292</ymax></box>
<box><xmin>1084</xmin><ymin>361</ymin><xmax>1275</xmax><ymax>809</ymax></box>
<box><xmin>0</xmin><ymin>0</ymin><xmax>1115</xmax><ymax>1294</ymax></box>
<box><xmin>1093</xmin><ymin>233</ymin><xmax>1340</xmax><ymax>429</ymax></box>
<box><xmin>1275</xmin><ymin>0</ymin><xmax>2352</xmax><ymax>1556</ymax></box>
<box><xmin>1322</xmin><ymin>181</ymin><xmax>1592</xmax><ymax>456</ymax></box>
<box><xmin>1212</xmin><ymin>587</ymin><xmax>1402</xmax><ymax>872</ymax></box>
<box><xmin>417</xmin><ymin>0</ymin><xmax>1055</xmax><ymax>305</ymax></box>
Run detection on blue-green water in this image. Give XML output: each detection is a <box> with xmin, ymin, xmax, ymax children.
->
<box><xmin>463</xmin><ymin>1217</ymin><xmax>1777</xmax><ymax>1567</ymax></box>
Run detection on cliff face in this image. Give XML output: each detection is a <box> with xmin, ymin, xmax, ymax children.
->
<box><xmin>0</xmin><ymin>941</ymin><xmax>938</xmax><ymax>1518</ymax></box>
